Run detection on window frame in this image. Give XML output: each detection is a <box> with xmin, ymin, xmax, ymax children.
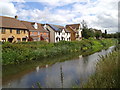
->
<box><xmin>16</xmin><ymin>29</ymin><xmax>20</xmax><ymax>34</ymax></box>
<box><xmin>1</xmin><ymin>28</ymin><xmax>6</xmax><ymax>34</ymax></box>
<box><xmin>17</xmin><ymin>38</ymin><xmax>21</xmax><ymax>42</ymax></box>
<box><xmin>10</xmin><ymin>28</ymin><xmax>12</xmax><ymax>33</ymax></box>
<box><xmin>24</xmin><ymin>30</ymin><xmax>26</xmax><ymax>34</ymax></box>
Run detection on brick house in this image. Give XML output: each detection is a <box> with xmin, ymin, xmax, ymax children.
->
<box><xmin>0</xmin><ymin>16</ymin><xmax>29</xmax><ymax>42</ymax></box>
<box><xmin>21</xmin><ymin>21</ymin><xmax>49</xmax><ymax>42</ymax></box>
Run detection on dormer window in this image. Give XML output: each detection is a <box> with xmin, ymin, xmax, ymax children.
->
<box><xmin>44</xmin><ymin>24</ymin><xmax>47</xmax><ymax>30</ymax></box>
<box><xmin>33</xmin><ymin>22</ymin><xmax>38</xmax><ymax>29</ymax></box>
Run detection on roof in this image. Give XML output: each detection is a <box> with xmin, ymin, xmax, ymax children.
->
<box><xmin>66</xmin><ymin>24</ymin><xmax>80</xmax><ymax>30</ymax></box>
<box><xmin>49</xmin><ymin>24</ymin><xmax>61</xmax><ymax>32</ymax></box>
<box><xmin>95</xmin><ymin>30</ymin><xmax>102</xmax><ymax>33</ymax></box>
<box><xmin>0</xmin><ymin>16</ymin><xmax>27</xmax><ymax>29</ymax></box>
<box><xmin>91</xmin><ymin>28</ymin><xmax>102</xmax><ymax>33</ymax></box>
<box><xmin>48</xmin><ymin>24</ymin><xmax>70</xmax><ymax>33</ymax></box>
<box><xmin>21</xmin><ymin>21</ymin><xmax>49</xmax><ymax>32</ymax></box>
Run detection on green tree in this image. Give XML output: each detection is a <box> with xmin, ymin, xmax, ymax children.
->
<box><xmin>95</xmin><ymin>31</ymin><xmax>102</xmax><ymax>39</ymax></box>
<box><xmin>81</xmin><ymin>20</ymin><xmax>95</xmax><ymax>39</ymax></box>
<box><xmin>102</xmin><ymin>33</ymin><xmax>106</xmax><ymax>38</ymax></box>
<box><xmin>105</xmin><ymin>30</ymin><xmax>107</xmax><ymax>38</ymax></box>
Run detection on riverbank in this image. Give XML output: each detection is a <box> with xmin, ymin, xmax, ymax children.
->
<box><xmin>2</xmin><ymin>39</ymin><xmax>117</xmax><ymax>65</ymax></box>
<box><xmin>3</xmin><ymin>45</ymin><xmax>116</xmax><ymax>88</ymax></box>
<box><xmin>81</xmin><ymin>45</ymin><xmax>120</xmax><ymax>88</ymax></box>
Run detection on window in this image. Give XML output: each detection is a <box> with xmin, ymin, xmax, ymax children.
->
<box><xmin>62</xmin><ymin>37</ymin><xmax>64</xmax><ymax>40</ymax></box>
<box><xmin>22</xmin><ymin>38</ymin><xmax>26</xmax><ymax>41</ymax></box>
<box><xmin>8</xmin><ymin>38</ymin><xmax>13</xmax><ymax>42</ymax></box>
<box><xmin>59</xmin><ymin>32</ymin><xmax>60</xmax><ymax>35</ymax></box>
<box><xmin>69</xmin><ymin>37</ymin><xmax>70</xmax><ymax>40</ymax></box>
<box><xmin>67</xmin><ymin>38</ymin><xmax>68</xmax><ymax>41</ymax></box>
<box><xmin>17</xmin><ymin>38</ymin><xmax>21</xmax><ymax>42</ymax></box>
<box><xmin>30</xmin><ymin>32</ymin><xmax>34</xmax><ymax>35</ymax></box>
<box><xmin>16</xmin><ymin>29</ymin><xmax>20</xmax><ymax>34</ymax></box>
<box><xmin>67</xmin><ymin>33</ymin><xmax>68</xmax><ymax>35</ymax></box>
<box><xmin>2</xmin><ymin>38</ymin><xmax>6</xmax><ymax>42</ymax></box>
<box><xmin>24</xmin><ymin>30</ymin><xmax>26</xmax><ymax>34</ymax></box>
<box><xmin>0</xmin><ymin>28</ymin><xmax>1</xmax><ymax>34</ymax></box>
<box><xmin>56</xmin><ymin>37</ymin><xmax>60</xmax><ymax>42</ymax></box>
<box><xmin>62</xmin><ymin>33</ymin><xmax>65</xmax><ymax>35</ymax></box>
<box><xmin>1</xmin><ymin>28</ymin><xmax>6</xmax><ymax>34</ymax></box>
<box><xmin>56</xmin><ymin>37</ymin><xmax>58</xmax><ymax>41</ymax></box>
<box><xmin>10</xmin><ymin>29</ymin><xmax>12</xmax><ymax>33</ymax></box>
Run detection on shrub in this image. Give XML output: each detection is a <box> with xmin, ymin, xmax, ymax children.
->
<box><xmin>2</xmin><ymin>39</ymin><xmax>117</xmax><ymax>65</ymax></box>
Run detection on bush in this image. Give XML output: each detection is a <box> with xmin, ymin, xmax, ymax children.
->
<box><xmin>2</xmin><ymin>39</ymin><xmax>117</xmax><ymax>65</ymax></box>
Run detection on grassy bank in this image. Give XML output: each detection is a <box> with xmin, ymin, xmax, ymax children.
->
<box><xmin>81</xmin><ymin>45</ymin><xmax>120</xmax><ymax>88</ymax></box>
<box><xmin>2</xmin><ymin>39</ymin><xmax>117</xmax><ymax>65</ymax></box>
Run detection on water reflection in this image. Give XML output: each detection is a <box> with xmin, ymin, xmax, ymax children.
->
<box><xmin>3</xmin><ymin>46</ymin><xmax>115</xmax><ymax>88</ymax></box>
<box><xmin>36</xmin><ymin>66</ymin><xmax>39</xmax><ymax>72</ymax></box>
<box><xmin>79</xmin><ymin>55</ymin><xmax>82</xmax><ymax>59</ymax></box>
<box><xmin>60</xmin><ymin>65</ymin><xmax>64</xmax><ymax>88</ymax></box>
<box><xmin>46</xmin><ymin>65</ymin><xmax>48</xmax><ymax>68</ymax></box>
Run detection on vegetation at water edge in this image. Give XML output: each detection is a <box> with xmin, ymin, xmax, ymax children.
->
<box><xmin>2</xmin><ymin>39</ymin><xmax>117</xmax><ymax>65</ymax></box>
<box><xmin>81</xmin><ymin>45</ymin><xmax>120</xmax><ymax>88</ymax></box>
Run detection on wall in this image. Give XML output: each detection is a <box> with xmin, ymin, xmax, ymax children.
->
<box><xmin>29</xmin><ymin>31</ymin><xmax>49</xmax><ymax>42</ymax></box>
<box><xmin>77</xmin><ymin>28</ymin><xmax>82</xmax><ymax>40</ymax></box>
<box><xmin>66</xmin><ymin>27</ymin><xmax>76</xmax><ymax>41</ymax></box>
<box><xmin>0</xmin><ymin>28</ymin><xmax>28</xmax><ymax>42</ymax></box>
<box><xmin>46</xmin><ymin>25</ymin><xmax>55</xmax><ymax>43</ymax></box>
<box><xmin>55</xmin><ymin>29</ymin><xmax>71</xmax><ymax>43</ymax></box>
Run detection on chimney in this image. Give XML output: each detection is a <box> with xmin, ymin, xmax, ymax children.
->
<box><xmin>15</xmin><ymin>15</ymin><xmax>18</xmax><ymax>19</ymax></box>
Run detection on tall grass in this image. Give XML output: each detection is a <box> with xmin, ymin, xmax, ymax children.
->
<box><xmin>82</xmin><ymin>45</ymin><xmax>120</xmax><ymax>88</ymax></box>
<box><xmin>2</xmin><ymin>39</ymin><xmax>117</xmax><ymax>65</ymax></box>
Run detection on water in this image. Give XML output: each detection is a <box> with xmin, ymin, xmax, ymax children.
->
<box><xmin>2</xmin><ymin>46</ymin><xmax>115</xmax><ymax>88</ymax></box>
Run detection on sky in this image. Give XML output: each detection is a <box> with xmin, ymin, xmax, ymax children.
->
<box><xmin>0</xmin><ymin>0</ymin><xmax>119</xmax><ymax>33</ymax></box>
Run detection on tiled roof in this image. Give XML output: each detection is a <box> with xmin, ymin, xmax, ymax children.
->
<box><xmin>66</xmin><ymin>24</ymin><xmax>80</xmax><ymax>30</ymax></box>
<box><xmin>21</xmin><ymin>21</ymin><xmax>49</xmax><ymax>32</ymax></box>
<box><xmin>0</xmin><ymin>16</ymin><xmax>27</xmax><ymax>29</ymax></box>
<box><xmin>48</xmin><ymin>24</ymin><xmax>70</xmax><ymax>33</ymax></box>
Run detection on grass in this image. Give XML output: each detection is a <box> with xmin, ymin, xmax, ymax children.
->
<box><xmin>80</xmin><ymin>44</ymin><xmax>120</xmax><ymax>88</ymax></box>
<box><xmin>2</xmin><ymin>39</ymin><xmax>117</xmax><ymax>65</ymax></box>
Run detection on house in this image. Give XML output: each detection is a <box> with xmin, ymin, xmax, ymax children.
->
<box><xmin>90</xmin><ymin>28</ymin><xmax>102</xmax><ymax>39</ymax></box>
<box><xmin>95</xmin><ymin>30</ymin><xmax>102</xmax><ymax>39</ymax></box>
<box><xmin>0</xmin><ymin>16</ymin><xmax>29</xmax><ymax>42</ymax></box>
<box><xmin>21</xmin><ymin>21</ymin><xmax>49</xmax><ymax>42</ymax></box>
<box><xmin>66</xmin><ymin>24</ymin><xmax>82</xmax><ymax>41</ymax></box>
<box><xmin>43</xmin><ymin>24</ymin><xmax>71</xmax><ymax>43</ymax></box>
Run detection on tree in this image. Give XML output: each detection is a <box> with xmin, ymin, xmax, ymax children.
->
<box><xmin>95</xmin><ymin>31</ymin><xmax>102</xmax><ymax>39</ymax></box>
<box><xmin>105</xmin><ymin>30</ymin><xmax>107</xmax><ymax>38</ymax></box>
<box><xmin>102</xmin><ymin>33</ymin><xmax>106</xmax><ymax>38</ymax></box>
<box><xmin>81</xmin><ymin>20</ymin><xmax>87</xmax><ymax>28</ymax></box>
<box><xmin>81</xmin><ymin>20</ymin><xmax>95</xmax><ymax>39</ymax></box>
<box><xmin>105</xmin><ymin>30</ymin><xmax>107</xmax><ymax>34</ymax></box>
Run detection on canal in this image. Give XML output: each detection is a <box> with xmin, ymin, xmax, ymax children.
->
<box><xmin>2</xmin><ymin>46</ymin><xmax>115</xmax><ymax>88</ymax></box>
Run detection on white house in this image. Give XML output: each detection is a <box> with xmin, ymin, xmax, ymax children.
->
<box><xmin>44</xmin><ymin>24</ymin><xmax>71</xmax><ymax>43</ymax></box>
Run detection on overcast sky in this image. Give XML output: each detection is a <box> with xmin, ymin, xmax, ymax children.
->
<box><xmin>0</xmin><ymin>0</ymin><xmax>119</xmax><ymax>33</ymax></box>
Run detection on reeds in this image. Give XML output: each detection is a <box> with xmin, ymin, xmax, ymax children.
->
<box><xmin>82</xmin><ymin>44</ymin><xmax>120</xmax><ymax>88</ymax></box>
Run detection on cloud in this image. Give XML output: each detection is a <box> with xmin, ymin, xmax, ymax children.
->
<box><xmin>0</xmin><ymin>0</ymin><xmax>119</xmax><ymax>33</ymax></box>
<box><xmin>71</xmin><ymin>0</ymin><xmax>119</xmax><ymax>33</ymax></box>
<box><xmin>0</xmin><ymin>1</ymin><xmax>17</xmax><ymax>17</ymax></box>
